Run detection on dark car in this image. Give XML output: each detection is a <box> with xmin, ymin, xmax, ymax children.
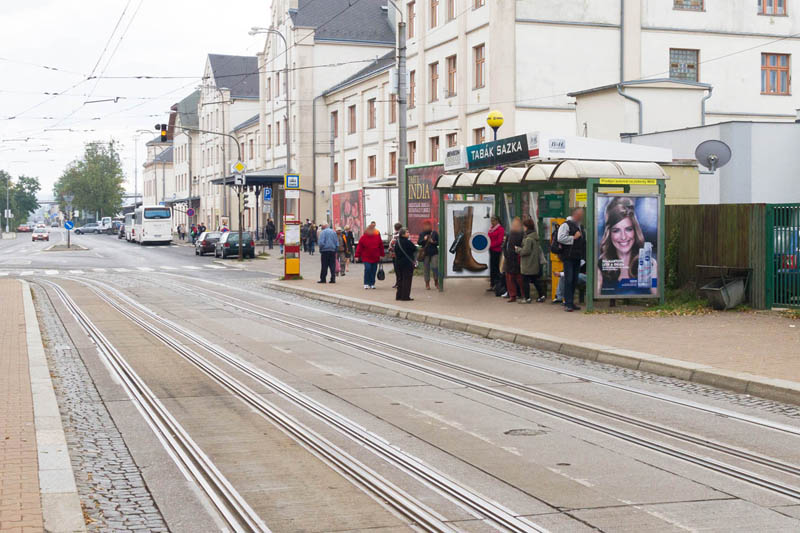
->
<box><xmin>31</xmin><ymin>228</ymin><xmax>49</xmax><ymax>241</ymax></box>
<box><xmin>74</xmin><ymin>222</ymin><xmax>100</xmax><ymax>234</ymax></box>
<box><xmin>118</xmin><ymin>224</ymin><xmax>126</xmax><ymax>239</ymax></box>
<box><xmin>195</xmin><ymin>231</ymin><xmax>222</xmax><ymax>256</ymax></box>
<box><xmin>214</xmin><ymin>231</ymin><xmax>255</xmax><ymax>259</ymax></box>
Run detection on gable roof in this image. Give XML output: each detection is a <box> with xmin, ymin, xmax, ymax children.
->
<box><xmin>153</xmin><ymin>146</ymin><xmax>174</xmax><ymax>163</ymax></box>
<box><xmin>233</xmin><ymin>114</ymin><xmax>260</xmax><ymax>132</ymax></box>
<box><xmin>568</xmin><ymin>78</ymin><xmax>712</xmax><ymax>97</ymax></box>
<box><xmin>176</xmin><ymin>90</ymin><xmax>200</xmax><ymax>129</ymax></box>
<box><xmin>290</xmin><ymin>0</ymin><xmax>395</xmax><ymax>45</ymax></box>
<box><xmin>207</xmin><ymin>54</ymin><xmax>259</xmax><ymax>98</ymax></box>
<box><xmin>324</xmin><ymin>51</ymin><xmax>395</xmax><ymax>96</ymax></box>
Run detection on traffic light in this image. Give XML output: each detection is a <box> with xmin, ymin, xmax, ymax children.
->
<box><xmin>155</xmin><ymin>123</ymin><xmax>168</xmax><ymax>142</ymax></box>
<box><xmin>242</xmin><ymin>194</ymin><xmax>250</xmax><ymax>209</ymax></box>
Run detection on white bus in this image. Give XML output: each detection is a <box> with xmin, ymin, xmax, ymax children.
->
<box><xmin>124</xmin><ymin>213</ymin><xmax>134</xmax><ymax>241</ymax></box>
<box><xmin>133</xmin><ymin>205</ymin><xmax>172</xmax><ymax>245</ymax></box>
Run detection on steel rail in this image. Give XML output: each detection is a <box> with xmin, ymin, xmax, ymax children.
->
<box><xmin>77</xmin><ymin>278</ymin><xmax>547</xmax><ymax>533</ymax></box>
<box><xmin>148</xmin><ymin>277</ymin><xmax>800</xmax><ymax>502</ymax></box>
<box><xmin>159</xmin><ymin>273</ymin><xmax>800</xmax><ymax>438</ymax></box>
<box><xmin>41</xmin><ymin>280</ymin><xmax>271</xmax><ymax>533</ymax></box>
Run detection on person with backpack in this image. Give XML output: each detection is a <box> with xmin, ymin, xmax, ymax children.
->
<box><xmin>557</xmin><ymin>207</ymin><xmax>586</xmax><ymax>312</ymax></box>
<box><xmin>502</xmin><ymin>217</ymin><xmax>525</xmax><ymax>303</ymax></box>
<box><xmin>488</xmin><ymin>216</ymin><xmax>505</xmax><ymax>291</ymax></box>
<box><xmin>519</xmin><ymin>218</ymin><xmax>547</xmax><ymax>303</ymax></box>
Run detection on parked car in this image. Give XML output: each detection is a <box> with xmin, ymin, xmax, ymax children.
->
<box><xmin>31</xmin><ymin>228</ymin><xmax>49</xmax><ymax>241</ymax></box>
<box><xmin>74</xmin><ymin>222</ymin><xmax>100</xmax><ymax>234</ymax></box>
<box><xmin>195</xmin><ymin>231</ymin><xmax>221</xmax><ymax>256</ymax></box>
<box><xmin>214</xmin><ymin>231</ymin><xmax>255</xmax><ymax>259</ymax></box>
<box><xmin>17</xmin><ymin>224</ymin><xmax>31</xmax><ymax>232</ymax></box>
<box><xmin>51</xmin><ymin>222</ymin><xmax>59</xmax><ymax>228</ymax></box>
<box><xmin>35</xmin><ymin>223</ymin><xmax>46</xmax><ymax>230</ymax></box>
<box><xmin>118</xmin><ymin>224</ymin><xmax>126</xmax><ymax>239</ymax></box>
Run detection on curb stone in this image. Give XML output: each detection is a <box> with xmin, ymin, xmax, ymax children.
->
<box><xmin>266</xmin><ymin>280</ymin><xmax>800</xmax><ymax>407</ymax></box>
<box><xmin>21</xmin><ymin>280</ymin><xmax>86</xmax><ymax>533</ymax></box>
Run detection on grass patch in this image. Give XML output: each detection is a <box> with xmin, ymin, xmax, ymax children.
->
<box><xmin>592</xmin><ymin>289</ymin><xmax>715</xmax><ymax>317</ymax></box>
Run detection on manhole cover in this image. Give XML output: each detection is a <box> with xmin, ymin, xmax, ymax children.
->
<box><xmin>504</xmin><ymin>428</ymin><xmax>548</xmax><ymax>437</ymax></box>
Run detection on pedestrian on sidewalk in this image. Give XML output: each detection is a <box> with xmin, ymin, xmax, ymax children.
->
<box><xmin>554</xmin><ymin>262</ymin><xmax>587</xmax><ymax>305</ymax></box>
<box><xmin>277</xmin><ymin>230</ymin><xmax>285</xmax><ymax>255</ymax></box>
<box><xmin>190</xmin><ymin>224</ymin><xmax>197</xmax><ymax>244</ymax></box>
<box><xmin>343</xmin><ymin>225</ymin><xmax>354</xmax><ymax>272</ymax></box>
<box><xmin>301</xmin><ymin>220</ymin><xmax>309</xmax><ymax>253</ymax></box>
<box><xmin>395</xmin><ymin>228</ymin><xmax>418</xmax><ymax>301</ymax></box>
<box><xmin>488</xmin><ymin>216</ymin><xmax>505</xmax><ymax>292</ymax></box>
<box><xmin>557</xmin><ymin>207</ymin><xmax>586</xmax><ymax>312</ymax></box>
<box><xmin>503</xmin><ymin>217</ymin><xmax>524</xmax><ymax>303</ymax></box>
<box><xmin>266</xmin><ymin>218</ymin><xmax>276</xmax><ymax>250</ymax></box>
<box><xmin>177</xmin><ymin>224</ymin><xmax>184</xmax><ymax>241</ymax></box>
<box><xmin>417</xmin><ymin>220</ymin><xmax>439</xmax><ymax>290</ymax></box>
<box><xmin>317</xmin><ymin>223</ymin><xmax>338</xmax><ymax>284</ymax></box>
<box><xmin>356</xmin><ymin>225</ymin><xmax>385</xmax><ymax>289</ymax></box>
<box><xmin>519</xmin><ymin>218</ymin><xmax>547</xmax><ymax>303</ymax></box>
<box><xmin>389</xmin><ymin>222</ymin><xmax>402</xmax><ymax>288</ymax></box>
<box><xmin>336</xmin><ymin>227</ymin><xmax>347</xmax><ymax>277</ymax></box>
<box><xmin>308</xmin><ymin>222</ymin><xmax>317</xmax><ymax>255</ymax></box>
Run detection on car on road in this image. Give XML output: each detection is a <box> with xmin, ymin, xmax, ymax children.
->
<box><xmin>16</xmin><ymin>224</ymin><xmax>32</xmax><ymax>232</ymax></box>
<box><xmin>214</xmin><ymin>231</ymin><xmax>255</xmax><ymax>259</ymax></box>
<box><xmin>51</xmin><ymin>222</ymin><xmax>59</xmax><ymax>228</ymax></box>
<box><xmin>31</xmin><ymin>228</ymin><xmax>49</xmax><ymax>241</ymax></box>
<box><xmin>74</xmin><ymin>222</ymin><xmax>101</xmax><ymax>234</ymax></box>
<box><xmin>35</xmin><ymin>223</ymin><xmax>46</xmax><ymax>230</ymax></box>
<box><xmin>195</xmin><ymin>231</ymin><xmax>221</xmax><ymax>256</ymax></box>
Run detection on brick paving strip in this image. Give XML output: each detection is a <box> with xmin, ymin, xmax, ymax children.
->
<box><xmin>0</xmin><ymin>279</ymin><xmax>85</xmax><ymax>533</ymax></box>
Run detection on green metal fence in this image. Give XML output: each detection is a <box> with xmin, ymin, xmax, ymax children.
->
<box><xmin>766</xmin><ymin>204</ymin><xmax>800</xmax><ymax>308</ymax></box>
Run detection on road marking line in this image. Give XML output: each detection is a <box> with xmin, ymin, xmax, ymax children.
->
<box><xmin>68</xmin><ymin>270</ymin><xmax>84</xmax><ymax>274</ymax></box>
<box><xmin>182</xmin><ymin>266</ymin><xmax>201</xmax><ymax>270</ymax></box>
<box><xmin>160</xmin><ymin>266</ymin><xmax>177</xmax><ymax>270</ymax></box>
<box><xmin>204</xmin><ymin>265</ymin><xmax>226</xmax><ymax>269</ymax></box>
<box><xmin>137</xmin><ymin>267</ymin><xmax>154</xmax><ymax>271</ymax></box>
<box><xmin>44</xmin><ymin>270</ymin><xmax>59</xmax><ymax>275</ymax></box>
<box><xmin>0</xmin><ymin>272</ymin><xmax>8</xmax><ymax>276</ymax></box>
<box><xmin>19</xmin><ymin>270</ymin><xmax>34</xmax><ymax>276</ymax></box>
<box><xmin>92</xmin><ymin>268</ymin><xmax>107</xmax><ymax>272</ymax></box>
<box><xmin>113</xmin><ymin>268</ymin><xmax>131</xmax><ymax>272</ymax></box>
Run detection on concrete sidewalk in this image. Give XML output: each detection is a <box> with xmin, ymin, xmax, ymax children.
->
<box><xmin>229</xmin><ymin>253</ymin><xmax>800</xmax><ymax>405</ymax></box>
<box><xmin>0</xmin><ymin>279</ymin><xmax>85</xmax><ymax>533</ymax></box>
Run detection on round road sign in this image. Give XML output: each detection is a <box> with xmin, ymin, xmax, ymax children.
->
<box><xmin>187</xmin><ymin>208</ymin><xmax>195</xmax><ymax>217</ymax></box>
<box><xmin>64</xmin><ymin>220</ymin><xmax>74</xmax><ymax>230</ymax></box>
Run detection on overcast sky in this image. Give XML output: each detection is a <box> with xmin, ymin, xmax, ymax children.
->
<box><xmin>0</xmin><ymin>0</ymin><xmax>269</xmax><ymax>200</ymax></box>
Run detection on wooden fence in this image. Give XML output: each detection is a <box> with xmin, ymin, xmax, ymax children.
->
<box><xmin>665</xmin><ymin>204</ymin><xmax>767</xmax><ymax>308</ymax></box>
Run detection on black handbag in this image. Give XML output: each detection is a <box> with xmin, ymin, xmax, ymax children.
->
<box><xmin>377</xmin><ymin>263</ymin><xmax>385</xmax><ymax>281</ymax></box>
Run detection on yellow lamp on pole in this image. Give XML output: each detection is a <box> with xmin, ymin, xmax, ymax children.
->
<box><xmin>487</xmin><ymin>110</ymin><xmax>504</xmax><ymax>141</ymax></box>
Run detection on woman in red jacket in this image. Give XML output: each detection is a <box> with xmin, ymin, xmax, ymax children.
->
<box><xmin>355</xmin><ymin>226</ymin><xmax>385</xmax><ymax>289</ymax></box>
<box><xmin>488</xmin><ymin>216</ymin><xmax>505</xmax><ymax>291</ymax></box>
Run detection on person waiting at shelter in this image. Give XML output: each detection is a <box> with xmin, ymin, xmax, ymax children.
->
<box><xmin>557</xmin><ymin>207</ymin><xmax>586</xmax><ymax>312</ymax></box>
<box><xmin>394</xmin><ymin>228</ymin><xmax>418</xmax><ymax>301</ymax></box>
<box><xmin>488</xmin><ymin>216</ymin><xmax>505</xmax><ymax>292</ymax></box>
<box><xmin>356</xmin><ymin>225</ymin><xmax>385</xmax><ymax>289</ymax></box>
<box><xmin>317</xmin><ymin>223</ymin><xmax>338</xmax><ymax>284</ymax></box>
<box><xmin>417</xmin><ymin>220</ymin><xmax>439</xmax><ymax>290</ymax></box>
<box><xmin>389</xmin><ymin>222</ymin><xmax>403</xmax><ymax>288</ymax></box>
<box><xmin>336</xmin><ymin>227</ymin><xmax>348</xmax><ymax>277</ymax></box>
<box><xmin>554</xmin><ymin>261</ymin><xmax>587</xmax><ymax>305</ymax></box>
<box><xmin>343</xmin><ymin>225</ymin><xmax>355</xmax><ymax>272</ymax></box>
<box><xmin>502</xmin><ymin>217</ymin><xmax>524</xmax><ymax>303</ymax></box>
<box><xmin>519</xmin><ymin>218</ymin><xmax>547</xmax><ymax>303</ymax></box>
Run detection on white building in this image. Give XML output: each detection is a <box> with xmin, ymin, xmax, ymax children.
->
<box><xmin>169</xmin><ymin>91</ymin><xmax>201</xmax><ymax>231</ymax></box>
<box><xmin>141</xmin><ymin>137</ymin><xmax>173</xmax><ymax>207</ymax></box>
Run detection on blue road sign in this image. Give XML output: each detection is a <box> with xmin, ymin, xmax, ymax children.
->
<box><xmin>64</xmin><ymin>220</ymin><xmax>74</xmax><ymax>230</ymax></box>
<box><xmin>264</xmin><ymin>188</ymin><xmax>272</xmax><ymax>201</ymax></box>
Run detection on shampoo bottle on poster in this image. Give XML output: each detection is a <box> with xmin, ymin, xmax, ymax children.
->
<box><xmin>638</xmin><ymin>242</ymin><xmax>652</xmax><ymax>288</ymax></box>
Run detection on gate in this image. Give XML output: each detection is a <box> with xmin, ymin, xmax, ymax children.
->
<box><xmin>767</xmin><ymin>204</ymin><xmax>800</xmax><ymax>308</ymax></box>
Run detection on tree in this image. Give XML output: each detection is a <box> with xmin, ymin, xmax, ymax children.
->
<box><xmin>54</xmin><ymin>141</ymin><xmax>125</xmax><ymax>218</ymax></box>
<box><xmin>0</xmin><ymin>170</ymin><xmax>40</xmax><ymax>229</ymax></box>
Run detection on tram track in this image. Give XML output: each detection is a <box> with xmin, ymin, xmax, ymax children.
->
<box><xmin>162</xmin><ymin>272</ymin><xmax>800</xmax><ymax>438</ymax></box>
<box><xmin>140</xmin><ymin>275</ymin><xmax>800</xmax><ymax>502</ymax></box>
<box><xmin>64</xmin><ymin>277</ymin><xmax>550</xmax><ymax>533</ymax></box>
<box><xmin>42</xmin><ymin>280</ymin><xmax>271</xmax><ymax>533</ymax></box>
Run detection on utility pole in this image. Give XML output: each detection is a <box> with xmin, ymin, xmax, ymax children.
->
<box><xmin>4</xmin><ymin>172</ymin><xmax>9</xmax><ymax>233</ymax></box>
<box><xmin>388</xmin><ymin>3</ymin><xmax>408</xmax><ymax>226</ymax></box>
<box><xmin>329</xmin><ymin>112</ymin><xmax>335</xmax><ymax>225</ymax></box>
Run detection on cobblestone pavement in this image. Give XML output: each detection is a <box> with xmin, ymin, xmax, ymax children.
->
<box><xmin>33</xmin><ymin>284</ymin><xmax>169</xmax><ymax>533</ymax></box>
<box><xmin>0</xmin><ymin>279</ymin><xmax>44</xmax><ymax>533</ymax></box>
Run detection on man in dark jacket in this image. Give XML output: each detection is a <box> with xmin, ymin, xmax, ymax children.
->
<box><xmin>266</xmin><ymin>219</ymin><xmax>276</xmax><ymax>249</ymax></box>
<box><xmin>394</xmin><ymin>228</ymin><xmax>417</xmax><ymax>301</ymax></box>
<box><xmin>557</xmin><ymin>207</ymin><xmax>586</xmax><ymax>312</ymax></box>
<box><xmin>417</xmin><ymin>220</ymin><xmax>439</xmax><ymax>290</ymax></box>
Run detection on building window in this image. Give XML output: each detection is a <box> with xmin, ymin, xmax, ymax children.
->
<box><xmin>408</xmin><ymin>141</ymin><xmax>416</xmax><ymax>165</ymax></box>
<box><xmin>276</xmin><ymin>122</ymin><xmax>281</xmax><ymax>145</ymax></box>
<box><xmin>408</xmin><ymin>1</ymin><xmax>415</xmax><ymax>38</ymax></box>
<box><xmin>669</xmin><ymin>48</ymin><xmax>699</xmax><ymax>82</ymax></box>
<box><xmin>673</xmin><ymin>0</ymin><xmax>704</xmax><ymax>10</ymax></box>
<box><xmin>430</xmin><ymin>0</ymin><xmax>438</xmax><ymax>27</ymax></box>
<box><xmin>473</xmin><ymin>127</ymin><xmax>485</xmax><ymax>145</ymax></box>
<box><xmin>348</xmin><ymin>159</ymin><xmax>357</xmax><ymax>180</ymax></box>
<box><xmin>267</xmin><ymin>125</ymin><xmax>272</xmax><ymax>147</ymax></box>
<box><xmin>430</xmin><ymin>62</ymin><xmax>439</xmax><ymax>102</ymax></box>
<box><xmin>249</xmin><ymin>139</ymin><xmax>254</xmax><ymax>160</ymax></box>
<box><xmin>368</xmin><ymin>98</ymin><xmax>377</xmax><ymax>129</ymax></box>
<box><xmin>348</xmin><ymin>105</ymin><xmax>357</xmax><ymax>134</ymax></box>
<box><xmin>333</xmin><ymin>162</ymin><xmax>339</xmax><ymax>183</ymax></box>
<box><xmin>762</xmin><ymin>53</ymin><xmax>791</xmax><ymax>94</ymax></box>
<box><xmin>447</xmin><ymin>132</ymin><xmax>458</xmax><ymax>147</ymax></box>
<box><xmin>474</xmin><ymin>44</ymin><xmax>485</xmax><ymax>89</ymax></box>
<box><xmin>331</xmin><ymin>111</ymin><xmax>338</xmax><ymax>138</ymax></box>
<box><xmin>390</xmin><ymin>151</ymin><xmax>397</xmax><ymax>175</ymax></box>
<box><xmin>430</xmin><ymin>136</ymin><xmax>440</xmax><ymax>161</ymax></box>
<box><xmin>283</xmin><ymin>118</ymin><xmax>288</xmax><ymax>144</ymax></box>
<box><xmin>758</xmin><ymin>0</ymin><xmax>787</xmax><ymax>15</ymax></box>
<box><xmin>389</xmin><ymin>93</ymin><xmax>397</xmax><ymax>124</ymax></box>
<box><xmin>266</xmin><ymin>77</ymin><xmax>272</xmax><ymax>100</ymax></box>
<box><xmin>446</xmin><ymin>55</ymin><xmax>457</xmax><ymax>97</ymax></box>
<box><xmin>474</xmin><ymin>0</ymin><xmax>485</xmax><ymax>7</ymax></box>
<box><xmin>368</xmin><ymin>155</ymin><xmax>377</xmax><ymax>177</ymax></box>
<box><xmin>447</xmin><ymin>0</ymin><xmax>456</xmax><ymax>20</ymax></box>
<box><xmin>276</xmin><ymin>72</ymin><xmax>280</xmax><ymax>95</ymax></box>
<box><xmin>409</xmin><ymin>70</ymin><xmax>416</xmax><ymax>108</ymax></box>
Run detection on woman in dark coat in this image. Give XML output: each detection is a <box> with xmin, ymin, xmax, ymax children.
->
<box><xmin>503</xmin><ymin>217</ymin><xmax>524</xmax><ymax>303</ymax></box>
<box><xmin>394</xmin><ymin>228</ymin><xmax>418</xmax><ymax>301</ymax></box>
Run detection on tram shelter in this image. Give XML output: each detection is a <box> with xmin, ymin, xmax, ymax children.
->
<box><xmin>433</xmin><ymin>133</ymin><xmax>672</xmax><ymax>311</ymax></box>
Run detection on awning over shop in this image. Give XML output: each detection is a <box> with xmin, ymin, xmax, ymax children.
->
<box><xmin>210</xmin><ymin>166</ymin><xmax>287</xmax><ymax>187</ymax></box>
<box><xmin>435</xmin><ymin>160</ymin><xmax>668</xmax><ymax>189</ymax></box>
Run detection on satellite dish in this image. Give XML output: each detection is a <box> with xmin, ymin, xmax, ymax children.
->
<box><xmin>695</xmin><ymin>140</ymin><xmax>732</xmax><ymax>172</ymax></box>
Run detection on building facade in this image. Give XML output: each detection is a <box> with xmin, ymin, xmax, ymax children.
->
<box><xmin>141</xmin><ymin>137</ymin><xmax>173</xmax><ymax>207</ymax></box>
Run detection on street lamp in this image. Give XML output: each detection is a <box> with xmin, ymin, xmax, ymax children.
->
<box><xmin>487</xmin><ymin>110</ymin><xmax>504</xmax><ymax>142</ymax></box>
<box><xmin>249</xmin><ymin>27</ymin><xmax>291</xmax><ymax>174</ymax></box>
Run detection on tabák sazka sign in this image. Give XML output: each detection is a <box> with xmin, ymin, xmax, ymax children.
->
<box><xmin>466</xmin><ymin>133</ymin><xmax>534</xmax><ymax>169</ymax></box>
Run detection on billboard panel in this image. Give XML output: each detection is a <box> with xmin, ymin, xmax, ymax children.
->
<box><xmin>332</xmin><ymin>190</ymin><xmax>364</xmax><ymax>241</ymax></box>
<box><xmin>406</xmin><ymin>164</ymin><xmax>443</xmax><ymax>242</ymax></box>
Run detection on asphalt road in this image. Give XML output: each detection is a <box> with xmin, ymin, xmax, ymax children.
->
<box><xmin>17</xmin><ymin>232</ymin><xmax>800</xmax><ymax>532</ymax></box>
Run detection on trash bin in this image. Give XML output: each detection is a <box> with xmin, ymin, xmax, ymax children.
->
<box><xmin>700</xmin><ymin>278</ymin><xmax>746</xmax><ymax>310</ymax></box>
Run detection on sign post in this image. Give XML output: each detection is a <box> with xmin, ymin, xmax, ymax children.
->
<box><xmin>283</xmin><ymin>174</ymin><xmax>301</xmax><ymax>279</ymax></box>
<box><xmin>64</xmin><ymin>194</ymin><xmax>74</xmax><ymax>249</ymax></box>
<box><xmin>231</xmin><ymin>161</ymin><xmax>246</xmax><ymax>260</ymax></box>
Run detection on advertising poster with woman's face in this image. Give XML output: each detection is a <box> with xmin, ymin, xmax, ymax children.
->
<box><xmin>332</xmin><ymin>190</ymin><xmax>364</xmax><ymax>240</ymax></box>
<box><xmin>595</xmin><ymin>195</ymin><xmax>660</xmax><ymax>298</ymax></box>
